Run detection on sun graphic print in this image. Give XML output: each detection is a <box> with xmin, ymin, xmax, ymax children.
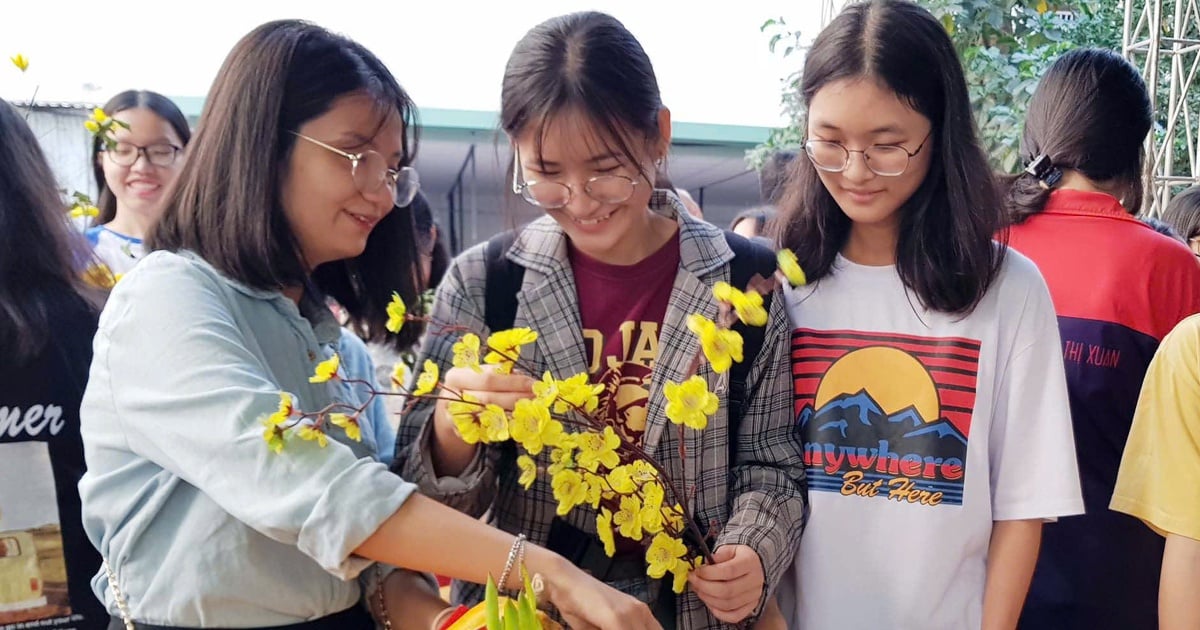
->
<box><xmin>793</xmin><ymin>329</ymin><xmax>981</xmax><ymax>507</ymax></box>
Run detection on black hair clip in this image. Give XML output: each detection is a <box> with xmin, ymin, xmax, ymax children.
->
<box><xmin>1024</xmin><ymin>154</ymin><xmax>1063</xmax><ymax>190</ymax></box>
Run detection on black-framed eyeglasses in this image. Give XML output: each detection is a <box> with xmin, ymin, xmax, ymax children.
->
<box><xmin>804</xmin><ymin>130</ymin><xmax>933</xmax><ymax>177</ymax></box>
<box><xmin>511</xmin><ymin>147</ymin><xmax>640</xmax><ymax>210</ymax></box>
<box><xmin>104</xmin><ymin>141</ymin><xmax>182</xmax><ymax>167</ymax></box>
<box><xmin>291</xmin><ymin>132</ymin><xmax>420</xmax><ymax>207</ymax></box>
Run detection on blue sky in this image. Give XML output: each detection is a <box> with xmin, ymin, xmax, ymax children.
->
<box><xmin>2</xmin><ymin>0</ymin><xmax>822</xmax><ymax>128</ymax></box>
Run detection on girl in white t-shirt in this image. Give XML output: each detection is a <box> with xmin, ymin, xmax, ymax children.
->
<box><xmin>773</xmin><ymin>1</ymin><xmax>1084</xmax><ymax>628</ymax></box>
<box><xmin>85</xmin><ymin>90</ymin><xmax>191</xmax><ymax>275</ymax></box>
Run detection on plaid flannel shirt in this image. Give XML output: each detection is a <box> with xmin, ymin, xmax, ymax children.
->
<box><xmin>393</xmin><ymin>191</ymin><xmax>807</xmax><ymax>629</ymax></box>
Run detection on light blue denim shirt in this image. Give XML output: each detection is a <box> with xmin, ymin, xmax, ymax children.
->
<box><xmin>79</xmin><ymin>250</ymin><xmax>416</xmax><ymax>627</ymax></box>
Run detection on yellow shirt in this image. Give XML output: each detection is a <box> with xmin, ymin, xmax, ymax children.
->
<box><xmin>1111</xmin><ymin>313</ymin><xmax>1200</xmax><ymax>541</ymax></box>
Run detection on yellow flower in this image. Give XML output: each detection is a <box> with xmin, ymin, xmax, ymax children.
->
<box><xmin>509</xmin><ymin>398</ymin><xmax>563</xmax><ymax>455</ymax></box>
<box><xmin>574</xmin><ymin>426</ymin><xmax>621</xmax><ymax>472</ymax></box>
<box><xmin>547</xmin><ymin>438</ymin><xmax>577</xmax><ymax>476</ymax></box>
<box><xmin>551</xmin><ymin>469</ymin><xmax>588</xmax><ymax>516</ymax></box>
<box><xmin>261</xmin><ymin>398</ymin><xmax>291</xmax><ymax>454</ymax></box>
<box><xmin>670</xmin><ymin>557</ymin><xmax>703</xmax><ymax>594</ymax></box>
<box><xmin>606</xmin><ymin>464</ymin><xmax>637</xmax><ymax>495</ymax></box>
<box><xmin>607</xmin><ymin>460</ymin><xmax>660</xmax><ymax>495</ymax></box>
<box><xmin>329</xmin><ymin>413</ymin><xmax>361</xmax><ymax>442</ymax></box>
<box><xmin>262</xmin><ymin>425</ymin><xmax>286</xmax><ymax>453</ymax></box>
<box><xmin>777</xmin><ymin>249</ymin><xmax>807</xmax><ymax>287</ymax></box>
<box><xmin>91</xmin><ymin>107</ymin><xmax>110</xmax><ymax>125</ymax></box>
<box><xmin>267</xmin><ymin>392</ymin><xmax>294</xmax><ymax>426</ymax></box>
<box><xmin>532</xmin><ymin>371</ymin><xmax>559</xmax><ymax>406</ymax></box>
<box><xmin>385</xmin><ymin>292</ymin><xmax>406</xmax><ymax>334</ymax></box>
<box><xmin>479</xmin><ymin>404</ymin><xmax>510</xmax><ymax>442</ymax></box>
<box><xmin>453</xmin><ymin>333</ymin><xmax>482</xmax><ymax>373</ymax></box>
<box><xmin>687</xmin><ymin>314</ymin><xmax>743</xmax><ymax>374</ymax></box>
<box><xmin>83</xmin><ymin>120</ymin><xmax>100</xmax><ymax>133</ymax></box>
<box><xmin>549</xmin><ymin>373</ymin><xmax>603</xmax><ymax>414</ymax></box>
<box><xmin>297</xmin><ymin>424</ymin><xmax>329</xmax><ymax>448</ymax></box>
<box><xmin>81</xmin><ymin>263</ymin><xmax>116</xmax><ymax>289</ymax></box>
<box><xmin>664</xmin><ymin>375</ymin><xmax>719</xmax><ymax>430</ymax></box>
<box><xmin>413</xmin><ymin>360</ymin><xmax>439</xmax><ymax>396</ymax></box>
<box><xmin>583</xmin><ymin>471</ymin><xmax>606</xmax><ymax>508</ymax></box>
<box><xmin>639</xmin><ymin>482</ymin><xmax>666</xmax><ymax>535</ymax></box>
<box><xmin>68</xmin><ymin>204</ymin><xmax>100</xmax><ymax>219</ymax></box>
<box><xmin>663</xmin><ymin>503</ymin><xmax>686</xmax><ymax>532</ymax></box>
<box><xmin>713</xmin><ymin>282</ymin><xmax>767</xmax><ymax>327</ymax></box>
<box><xmin>613</xmin><ymin>495</ymin><xmax>645</xmax><ymax>540</ymax></box>
<box><xmin>308</xmin><ymin>353</ymin><xmax>340</xmax><ymax>383</ymax></box>
<box><xmin>448</xmin><ymin>393</ymin><xmax>485</xmax><ymax>444</ymax></box>
<box><xmin>645</xmin><ymin>533</ymin><xmax>688</xmax><ymax>580</ymax></box>
<box><xmin>10</xmin><ymin>54</ymin><xmax>29</xmax><ymax>72</ymax></box>
<box><xmin>484</xmin><ymin>328</ymin><xmax>538</xmax><ymax>374</ymax></box>
<box><xmin>390</xmin><ymin>362</ymin><xmax>410</xmax><ymax>392</ymax></box>
<box><xmin>596</xmin><ymin>508</ymin><xmax>616</xmax><ymax>558</ymax></box>
<box><xmin>517</xmin><ymin>455</ymin><xmax>537</xmax><ymax>490</ymax></box>
<box><xmin>1036</xmin><ymin>0</ymin><xmax>1049</xmax><ymax>14</ymax></box>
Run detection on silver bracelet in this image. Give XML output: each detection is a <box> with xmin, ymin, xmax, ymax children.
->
<box><xmin>497</xmin><ymin>533</ymin><xmax>526</xmax><ymax>592</ymax></box>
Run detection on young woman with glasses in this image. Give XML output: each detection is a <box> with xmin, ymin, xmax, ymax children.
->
<box><xmin>88</xmin><ymin>90</ymin><xmax>191</xmax><ymax>275</ymax></box>
<box><xmin>1003</xmin><ymin>49</ymin><xmax>1200</xmax><ymax>629</ymax></box>
<box><xmin>394</xmin><ymin>11</ymin><xmax>807</xmax><ymax>629</ymax></box>
<box><xmin>772</xmin><ymin>2</ymin><xmax>1084</xmax><ymax>627</ymax></box>
<box><xmin>78</xmin><ymin>20</ymin><xmax>657</xmax><ymax>630</ymax></box>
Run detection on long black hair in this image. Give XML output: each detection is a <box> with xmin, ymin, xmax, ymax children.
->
<box><xmin>0</xmin><ymin>99</ymin><xmax>100</xmax><ymax>363</ymax></box>
<box><xmin>150</xmin><ymin>20</ymin><xmax>424</xmax><ymax>351</ymax></box>
<box><xmin>1006</xmin><ymin>48</ymin><xmax>1152</xmax><ymax>223</ymax></box>
<box><xmin>91</xmin><ymin>90</ymin><xmax>192</xmax><ymax>225</ymax></box>
<box><xmin>777</xmin><ymin>0</ymin><xmax>1005</xmax><ymax>315</ymax></box>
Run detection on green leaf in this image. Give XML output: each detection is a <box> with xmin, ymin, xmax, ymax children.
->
<box><xmin>485</xmin><ymin>575</ymin><xmax>501</xmax><ymax>630</ymax></box>
<box><xmin>503</xmin><ymin>599</ymin><xmax>520</xmax><ymax>630</ymax></box>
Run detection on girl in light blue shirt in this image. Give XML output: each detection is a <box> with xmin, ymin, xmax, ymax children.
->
<box><xmin>79</xmin><ymin>19</ymin><xmax>659</xmax><ymax>630</ymax></box>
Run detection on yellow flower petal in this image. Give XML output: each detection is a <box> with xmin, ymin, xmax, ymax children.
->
<box><xmin>777</xmin><ymin>249</ymin><xmax>807</xmax><ymax>287</ymax></box>
<box><xmin>413</xmin><ymin>360</ymin><xmax>439</xmax><ymax>396</ymax></box>
<box><xmin>385</xmin><ymin>292</ymin><xmax>406</xmax><ymax>333</ymax></box>
<box><xmin>687</xmin><ymin>314</ymin><xmax>743</xmax><ymax>374</ymax></box>
<box><xmin>596</xmin><ymin>508</ymin><xmax>616</xmax><ymax>557</ymax></box>
<box><xmin>329</xmin><ymin>413</ymin><xmax>361</xmax><ymax>442</ymax></box>
<box><xmin>517</xmin><ymin>455</ymin><xmax>537</xmax><ymax>490</ymax></box>
<box><xmin>664</xmin><ymin>375</ymin><xmax>718</xmax><ymax>430</ymax></box>
<box><xmin>452</xmin><ymin>333</ymin><xmax>482</xmax><ymax>373</ymax></box>
<box><xmin>83</xmin><ymin>120</ymin><xmax>100</xmax><ymax>133</ymax></box>
<box><xmin>390</xmin><ymin>362</ymin><xmax>410</xmax><ymax>392</ymax></box>
<box><xmin>10</xmin><ymin>54</ymin><xmax>29</xmax><ymax>72</ymax></box>
<box><xmin>645</xmin><ymin>533</ymin><xmax>688</xmax><ymax>580</ymax></box>
<box><xmin>297</xmin><ymin>425</ymin><xmax>329</xmax><ymax>448</ymax></box>
<box><xmin>308</xmin><ymin>353</ymin><xmax>340</xmax><ymax>383</ymax></box>
<box><xmin>484</xmin><ymin>327</ymin><xmax>538</xmax><ymax>371</ymax></box>
<box><xmin>92</xmin><ymin>107</ymin><xmax>109</xmax><ymax>124</ymax></box>
<box><xmin>551</xmin><ymin>469</ymin><xmax>588</xmax><ymax>516</ymax></box>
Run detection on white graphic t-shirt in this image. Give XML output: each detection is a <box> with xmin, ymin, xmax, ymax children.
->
<box><xmin>84</xmin><ymin>226</ymin><xmax>144</xmax><ymax>276</ymax></box>
<box><xmin>779</xmin><ymin>251</ymin><xmax>1084</xmax><ymax>629</ymax></box>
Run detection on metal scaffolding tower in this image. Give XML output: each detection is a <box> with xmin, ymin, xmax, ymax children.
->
<box><xmin>1125</xmin><ymin>0</ymin><xmax>1200</xmax><ymax>214</ymax></box>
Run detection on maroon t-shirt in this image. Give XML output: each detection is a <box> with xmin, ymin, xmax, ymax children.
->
<box><xmin>569</xmin><ymin>232</ymin><xmax>680</xmax><ymax>447</ymax></box>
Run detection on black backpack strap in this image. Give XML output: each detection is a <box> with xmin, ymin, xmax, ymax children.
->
<box><xmin>723</xmin><ymin>230</ymin><xmax>777</xmax><ymax>439</ymax></box>
<box><xmin>484</xmin><ymin>230</ymin><xmax>524</xmax><ymax>333</ymax></box>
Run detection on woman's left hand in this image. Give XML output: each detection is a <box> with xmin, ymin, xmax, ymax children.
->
<box><xmin>688</xmin><ymin>544</ymin><xmax>765</xmax><ymax>624</ymax></box>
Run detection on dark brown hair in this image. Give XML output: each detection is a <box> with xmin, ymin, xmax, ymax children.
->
<box><xmin>1006</xmin><ymin>48</ymin><xmax>1152</xmax><ymax>223</ymax></box>
<box><xmin>501</xmin><ymin>12</ymin><xmax>665</xmax><ymax>182</ymax></box>
<box><xmin>91</xmin><ymin>90</ymin><xmax>192</xmax><ymax>225</ymax></box>
<box><xmin>777</xmin><ymin>0</ymin><xmax>1005</xmax><ymax>315</ymax></box>
<box><xmin>1163</xmin><ymin>185</ymin><xmax>1200</xmax><ymax>241</ymax></box>
<box><xmin>149</xmin><ymin>20</ymin><xmax>424</xmax><ymax>351</ymax></box>
<box><xmin>0</xmin><ymin>99</ymin><xmax>101</xmax><ymax>362</ymax></box>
